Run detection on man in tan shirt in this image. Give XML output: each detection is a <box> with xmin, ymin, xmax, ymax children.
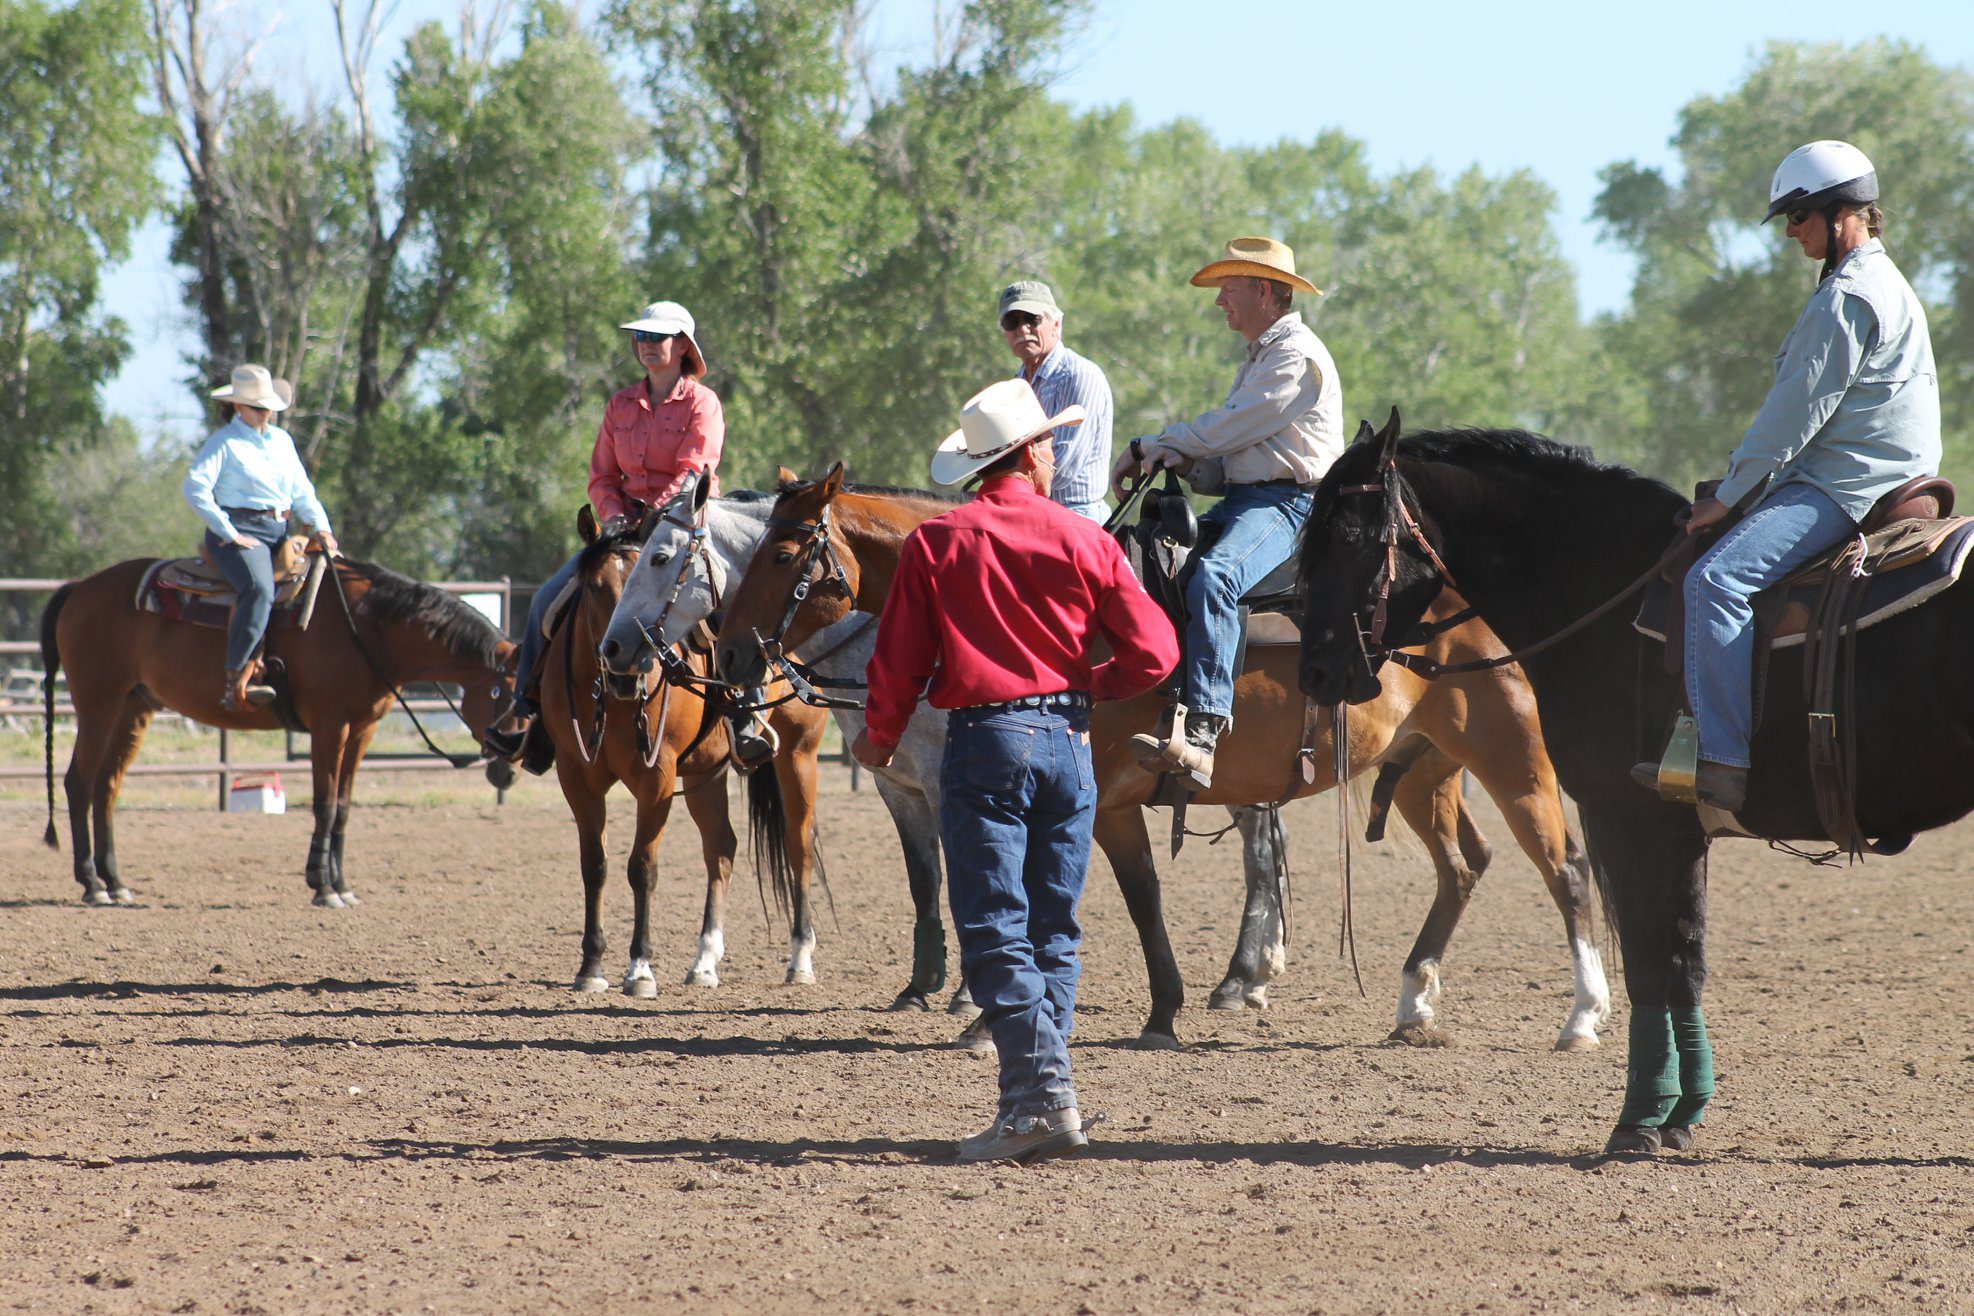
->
<box><xmin>1110</xmin><ymin>237</ymin><xmax>1344</xmax><ymax>788</ymax></box>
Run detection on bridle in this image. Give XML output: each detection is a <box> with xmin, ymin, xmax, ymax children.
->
<box><xmin>732</xmin><ymin>502</ymin><xmax>866</xmax><ymax>712</ymax></box>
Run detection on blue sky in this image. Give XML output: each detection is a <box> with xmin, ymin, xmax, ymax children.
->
<box><xmin>107</xmin><ymin>0</ymin><xmax>1974</xmax><ymax>438</ymax></box>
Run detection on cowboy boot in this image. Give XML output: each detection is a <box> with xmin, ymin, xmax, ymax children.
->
<box><xmin>728</xmin><ymin>700</ymin><xmax>779</xmax><ymax>773</ymax></box>
<box><xmin>1128</xmin><ymin>705</ymin><xmax>1224</xmax><ymax>790</ymax></box>
<box><xmin>222</xmin><ymin>665</ymin><xmax>276</xmax><ymax>712</ymax></box>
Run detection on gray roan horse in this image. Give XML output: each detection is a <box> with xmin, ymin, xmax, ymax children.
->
<box><xmin>602</xmin><ymin>473</ymin><xmax>1613</xmax><ymax>1050</ymax></box>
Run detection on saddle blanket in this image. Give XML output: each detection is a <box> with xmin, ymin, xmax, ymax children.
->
<box><xmin>135</xmin><ymin>551</ymin><xmax>312</xmax><ymax>632</ymax></box>
<box><xmin>1634</xmin><ymin>516</ymin><xmax>1974</xmax><ymax>650</ymax></box>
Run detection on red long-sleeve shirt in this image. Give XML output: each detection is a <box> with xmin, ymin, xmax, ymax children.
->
<box><xmin>862</xmin><ymin>476</ymin><xmax>1178</xmax><ymax>747</ymax></box>
<box><xmin>588</xmin><ymin>375</ymin><xmax>724</xmax><ymax>522</ymax></box>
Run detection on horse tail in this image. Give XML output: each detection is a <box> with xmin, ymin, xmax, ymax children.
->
<box><xmin>747</xmin><ymin>762</ymin><xmax>798</xmax><ymax>926</ymax></box>
<box><xmin>39</xmin><ymin>584</ymin><xmax>72</xmax><ymax>851</ymax></box>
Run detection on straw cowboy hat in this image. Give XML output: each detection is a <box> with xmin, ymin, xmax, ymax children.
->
<box><xmin>930</xmin><ymin>379</ymin><xmax>1084</xmax><ymax>487</ymax></box>
<box><xmin>619</xmin><ymin>300</ymin><xmax>707</xmax><ymax>376</ymax></box>
<box><xmin>1189</xmin><ymin>236</ymin><xmax>1321</xmax><ymax>295</ymax></box>
<box><xmin>209</xmin><ymin>364</ymin><xmax>289</xmax><ymax>411</ymax></box>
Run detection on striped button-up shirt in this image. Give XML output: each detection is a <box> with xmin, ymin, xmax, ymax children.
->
<box><xmin>183</xmin><ymin>417</ymin><xmax>332</xmax><ymax>543</ymax></box>
<box><xmin>1716</xmin><ymin>240</ymin><xmax>1941</xmax><ymax>522</ymax></box>
<box><xmin>1016</xmin><ymin>342</ymin><xmax>1113</xmax><ymax>513</ymax></box>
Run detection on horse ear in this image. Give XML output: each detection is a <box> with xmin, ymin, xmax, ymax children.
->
<box><xmin>578</xmin><ymin>505</ymin><xmax>598</xmax><ymax>544</ymax></box>
<box><xmin>819</xmin><ymin>460</ymin><xmax>846</xmax><ymax>499</ymax></box>
<box><xmin>1352</xmin><ymin>419</ymin><xmax>1375</xmax><ymax>447</ymax></box>
<box><xmin>775</xmin><ymin>465</ymin><xmax>799</xmax><ymax>489</ymax></box>
<box><xmin>691</xmin><ymin>469</ymin><xmax>713</xmax><ymax>514</ymax></box>
<box><xmin>1377</xmin><ymin>407</ymin><xmax>1402</xmax><ymax>470</ymax></box>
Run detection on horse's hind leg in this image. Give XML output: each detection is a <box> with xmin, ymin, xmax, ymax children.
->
<box><xmin>1210</xmin><ymin>806</ymin><xmax>1289</xmax><ymax>1011</ymax></box>
<box><xmin>62</xmin><ymin>693</ymin><xmax>123</xmax><ymax>904</ymax></box>
<box><xmin>326</xmin><ymin>722</ymin><xmax>377</xmax><ymax>906</ymax></box>
<box><xmin>91</xmin><ymin>696</ymin><xmax>156</xmax><ymax>905</ymax></box>
<box><xmin>1388</xmin><ymin>753</ymin><xmax>1486</xmax><ymax>1044</ymax></box>
<box><xmin>306</xmin><ymin>721</ymin><xmax>349</xmax><ymax>907</ymax></box>
<box><xmin>681</xmin><ymin>772</ymin><xmax>736</xmax><ymax>988</ymax></box>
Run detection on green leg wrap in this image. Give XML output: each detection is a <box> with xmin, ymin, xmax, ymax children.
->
<box><xmin>1616</xmin><ymin>1006</ymin><xmax>1680</xmax><ymax>1128</ymax></box>
<box><xmin>1666</xmin><ymin>1004</ymin><xmax>1715</xmax><ymax>1128</ymax></box>
<box><xmin>911</xmin><ymin>915</ymin><xmax>947</xmax><ymax>995</ymax></box>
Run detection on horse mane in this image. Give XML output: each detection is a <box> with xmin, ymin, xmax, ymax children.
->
<box><xmin>575</xmin><ymin>521</ymin><xmax>646</xmax><ymax>574</ymax></box>
<box><xmin>344</xmin><ymin>560</ymin><xmax>505</xmax><ymax>668</ymax></box>
<box><xmin>774</xmin><ymin>475</ymin><xmax>958</xmax><ymax>504</ymax></box>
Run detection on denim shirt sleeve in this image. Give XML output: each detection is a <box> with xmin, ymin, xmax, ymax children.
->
<box><xmin>273</xmin><ymin>427</ymin><xmax>332</xmax><ymax>534</ymax></box>
<box><xmin>182</xmin><ymin>428</ymin><xmax>239</xmax><ymax>542</ymax></box>
<box><xmin>1716</xmin><ymin>290</ymin><xmax>1875</xmax><ymax>509</ymax></box>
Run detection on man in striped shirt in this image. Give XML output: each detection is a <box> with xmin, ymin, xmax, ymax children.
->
<box><xmin>998</xmin><ymin>281</ymin><xmax>1114</xmax><ymax>522</ymax></box>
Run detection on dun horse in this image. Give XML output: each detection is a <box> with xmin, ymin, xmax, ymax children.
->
<box><xmin>41</xmin><ymin>555</ymin><xmax>513</xmax><ymax>907</ymax></box>
<box><xmin>536</xmin><ymin>486</ymin><xmax>829</xmax><ymax>994</ymax></box>
<box><xmin>1298</xmin><ymin>417</ymin><xmax>1974</xmax><ymax>1153</ymax></box>
<box><xmin>710</xmin><ymin>466</ymin><xmax>1611</xmax><ymax>1049</ymax></box>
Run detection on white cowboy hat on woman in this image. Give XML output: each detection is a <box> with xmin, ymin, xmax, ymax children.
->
<box><xmin>619</xmin><ymin>300</ymin><xmax>707</xmax><ymax>376</ymax></box>
<box><xmin>930</xmin><ymin>378</ymin><xmax>1085</xmax><ymax>487</ymax></box>
<box><xmin>1189</xmin><ymin>236</ymin><xmax>1321</xmax><ymax>295</ymax></box>
<box><xmin>209</xmin><ymin>363</ymin><xmax>289</xmax><ymax>412</ymax></box>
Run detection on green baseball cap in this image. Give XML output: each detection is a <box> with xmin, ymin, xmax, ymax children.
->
<box><xmin>997</xmin><ymin>280</ymin><xmax>1059</xmax><ymax>320</ymax></box>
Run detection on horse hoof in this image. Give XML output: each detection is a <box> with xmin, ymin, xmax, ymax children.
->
<box><xmin>1659</xmin><ymin>1125</ymin><xmax>1698</xmax><ymax>1152</ymax></box>
<box><xmin>682</xmin><ymin>969</ymin><xmax>719</xmax><ymax>988</ymax></box>
<box><xmin>1388</xmin><ymin>1022</ymin><xmax>1452</xmax><ymax>1049</ymax></box>
<box><xmin>888</xmin><ymin>990</ymin><xmax>933</xmax><ymax>1013</ymax></box>
<box><xmin>785</xmin><ymin>968</ymin><xmax>817</xmax><ymax>986</ymax></box>
<box><xmin>338</xmin><ymin>890</ymin><xmax>361</xmax><ymax>907</ymax></box>
<box><xmin>1207</xmin><ymin>989</ymin><xmax>1248</xmax><ymax>1011</ymax></box>
<box><xmin>110</xmin><ymin>888</ymin><xmax>136</xmax><ymax>906</ymax></box>
<box><xmin>624</xmin><ymin>978</ymin><xmax>658</xmax><ymax>999</ymax></box>
<box><xmin>946</xmin><ymin>996</ymin><xmax>981</xmax><ymax>1020</ymax></box>
<box><xmin>313</xmin><ymin>890</ymin><xmax>345</xmax><ymax>909</ymax></box>
<box><xmin>1603</xmin><ymin>1124</ymin><xmax>1663</xmax><ymax>1156</ymax></box>
<box><xmin>83</xmin><ymin>891</ymin><xmax>112</xmax><ymax>907</ymax></box>
<box><xmin>573</xmin><ymin>975</ymin><xmax>609</xmax><ymax>993</ymax></box>
<box><xmin>1554</xmin><ymin>1032</ymin><xmax>1600</xmax><ymax>1053</ymax></box>
<box><xmin>953</xmin><ymin>1027</ymin><xmax>994</xmax><ymax>1055</ymax></box>
<box><xmin>1134</xmin><ymin>1030</ymin><xmax>1183</xmax><ymax>1052</ymax></box>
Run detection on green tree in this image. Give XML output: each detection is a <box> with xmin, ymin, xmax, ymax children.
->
<box><xmin>0</xmin><ymin>0</ymin><xmax>159</xmax><ymax>578</ymax></box>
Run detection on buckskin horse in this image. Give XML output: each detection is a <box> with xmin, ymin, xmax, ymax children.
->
<box><xmin>536</xmin><ymin>489</ymin><xmax>830</xmax><ymax>995</ymax></box>
<box><xmin>1296</xmin><ymin>413</ymin><xmax>1974</xmax><ymax>1154</ymax></box>
<box><xmin>40</xmin><ymin>554</ymin><xmax>514</xmax><ymax>907</ymax></box>
<box><xmin>707</xmin><ymin>465</ymin><xmax>1612</xmax><ymax>1050</ymax></box>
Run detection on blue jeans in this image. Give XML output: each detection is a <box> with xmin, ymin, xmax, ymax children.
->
<box><xmin>513</xmin><ymin>550</ymin><xmax>583</xmax><ymax>717</ymax></box>
<box><xmin>1686</xmin><ymin>483</ymin><xmax>1859</xmax><ymax>767</ymax></box>
<box><xmin>205</xmin><ymin>515</ymin><xmax>289</xmax><ymax>671</ymax></box>
<box><xmin>1061</xmin><ymin>498</ymin><xmax>1109</xmax><ymax>524</ymax></box>
<box><xmin>939</xmin><ymin>705</ymin><xmax>1097</xmax><ymax>1117</ymax></box>
<box><xmin>1182</xmin><ymin>482</ymin><xmax>1315</xmax><ymax>721</ymax></box>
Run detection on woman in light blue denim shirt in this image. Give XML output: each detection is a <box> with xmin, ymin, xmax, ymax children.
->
<box><xmin>1655</xmin><ymin>141</ymin><xmax>1940</xmax><ymax>810</ymax></box>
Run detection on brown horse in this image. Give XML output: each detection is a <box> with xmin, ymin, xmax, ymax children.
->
<box><xmin>712</xmin><ymin>468</ymin><xmax>1610</xmax><ymax>1049</ymax></box>
<box><xmin>40</xmin><ymin>555</ymin><xmax>515</xmax><ymax>908</ymax></box>
<box><xmin>539</xmin><ymin>503</ymin><xmax>831</xmax><ymax>995</ymax></box>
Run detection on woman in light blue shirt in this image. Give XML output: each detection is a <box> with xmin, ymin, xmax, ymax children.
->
<box><xmin>1652</xmin><ymin>142</ymin><xmax>1940</xmax><ymax>811</ymax></box>
<box><xmin>182</xmin><ymin>364</ymin><xmax>339</xmax><ymax>710</ymax></box>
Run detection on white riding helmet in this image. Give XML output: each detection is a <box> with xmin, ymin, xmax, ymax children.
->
<box><xmin>1765</xmin><ymin>140</ymin><xmax>1878</xmax><ymax>223</ymax></box>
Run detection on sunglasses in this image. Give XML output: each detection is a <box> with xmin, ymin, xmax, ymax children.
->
<box><xmin>1785</xmin><ymin>208</ymin><xmax>1814</xmax><ymax>228</ymax></box>
<box><xmin>632</xmin><ymin>330</ymin><xmax>681</xmax><ymax>345</ymax></box>
<box><xmin>1000</xmin><ymin>312</ymin><xmax>1041</xmax><ymax>332</ymax></box>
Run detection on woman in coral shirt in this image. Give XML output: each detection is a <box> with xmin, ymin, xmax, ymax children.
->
<box><xmin>489</xmin><ymin>301</ymin><xmax>724</xmax><ymax>759</ymax></box>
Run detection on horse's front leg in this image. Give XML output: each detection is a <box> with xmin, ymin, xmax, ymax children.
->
<box><xmin>559</xmin><ymin>767</ymin><xmax>611</xmax><ymax>993</ymax></box>
<box><xmin>1210</xmin><ymin>806</ymin><xmax>1289</xmax><ymax>1012</ymax></box>
<box><xmin>327</xmin><ymin>722</ymin><xmax>377</xmax><ymax>906</ymax></box>
<box><xmin>870</xmin><ymin>769</ymin><xmax>948</xmax><ymax>1011</ymax></box>
<box><xmin>90</xmin><ymin>697</ymin><xmax>154</xmax><ymax>905</ymax></box>
<box><xmin>1092</xmin><ymin>802</ymin><xmax>1183</xmax><ymax>1048</ymax></box>
<box><xmin>777</xmin><ymin>750</ymin><xmax>820</xmax><ymax>986</ymax></box>
<box><xmin>1385</xmin><ymin>761</ymin><xmax>1486</xmax><ymax>1044</ymax></box>
<box><xmin>307</xmin><ymin>722</ymin><xmax>349</xmax><ymax>908</ymax></box>
<box><xmin>623</xmin><ymin>784</ymin><xmax>675</xmax><ymax>998</ymax></box>
<box><xmin>680</xmin><ymin>768</ymin><xmax>736</xmax><ymax>987</ymax></box>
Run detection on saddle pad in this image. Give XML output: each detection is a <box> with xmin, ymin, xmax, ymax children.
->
<box><xmin>146</xmin><ymin>541</ymin><xmax>310</xmax><ymax>597</ymax></box>
<box><xmin>136</xmin><ymin>558</ymin><xmax>309</xmax><ymax>631</ymax></box>
<box><xmin>1634</xmin><ymin>516</ymin><xmax>1974</xmax><ymax>649</ymax></box>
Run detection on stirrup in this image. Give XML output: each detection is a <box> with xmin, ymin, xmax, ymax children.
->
<box><xmin>1636</xmin><ymin>713</ymin><xmax>1700</xmax><ymax>804</ymax></box>
<box><xmin>730</xmin><ymin>713</ymin><xmax>779</xmax><ymax>773</ymax></box>
<box><xmin>1127</xmin><ymin>702</ymin><xmax>1189</xmax><ymax>772</ymax></box>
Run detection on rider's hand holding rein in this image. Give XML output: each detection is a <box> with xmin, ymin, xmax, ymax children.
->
<box><xmin>1109</xmin><ymin>438</ymin><xmax>1194</xmax><ymax>499</ymax></box>
<box><xmin>1684</xmin><ymin>497</ymin><xmax>1731</xmax><ymax>536</ymax></box>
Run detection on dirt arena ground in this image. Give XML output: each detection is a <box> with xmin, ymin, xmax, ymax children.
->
<box><xmin>4</xmin><ymin>768</ymin><xmax>1973</xmax><ymax>1313</ymax></box>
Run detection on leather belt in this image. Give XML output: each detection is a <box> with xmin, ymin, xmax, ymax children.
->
<box><xmin>963</xmin><ymin>691</ymin><xmax>1091</xmax><ymax>715</ymax></box>
<box><xmin>1240</xmin><ymin>478</ymin><xmax>1312</xmax><ymax>490</ymax></box>
<box><xmin>224</xmin><ymin>506</ymin><xmax>289</xmax><ymax>519</ymax></box>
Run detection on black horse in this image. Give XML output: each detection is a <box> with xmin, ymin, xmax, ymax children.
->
<box><xmin>1296</xmin><ymin>413</ymin><xmax>1974</xmax><ymax>1155</ymax></box>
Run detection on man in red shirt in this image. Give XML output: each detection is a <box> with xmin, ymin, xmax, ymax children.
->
<box><xmin>852</xmin><ymin>379</ymin><xmax>1177</xmax><ymax>1164</ymax></box>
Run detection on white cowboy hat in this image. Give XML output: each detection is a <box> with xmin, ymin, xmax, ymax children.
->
<box><xmin>209</xmin><ymin>364</ymin><xmax>289</xmax><ymax>411</ymax></box>
<box><xmin>1189</xmin><ymin>236</ymin><xmax>1321</xmax><ymax>295</ymax></box>
<box><xmin>930</xmin><ymin>379</ymin><xmax>1084</xmax><ymax>487</ymax></box>
<box><xmin>619</xmin><ymin>300</ymin><xmax>707</xmax><ymax>376</ymax></box>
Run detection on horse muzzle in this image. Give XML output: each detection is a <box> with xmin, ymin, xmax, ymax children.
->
<box><xmin>717</xmin><ymin>637</ymin><xmax>767</xmax><ymax>689</ymax></box>
<box><xmin>598</xmin><ymin>625</ymin><xmax>655</xmax><ymax>680</ymax></box>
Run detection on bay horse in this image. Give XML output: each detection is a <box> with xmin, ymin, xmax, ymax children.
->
<box><xmin>1295</xmin><ymin>415</ymin><xmax>1974</xmax><ymax>1153</ymax></box>
<box><xmin>595</xmin><ymin>486</ymin><xmax>967</xmax><ymax>1013</ymax></box>
<box><xmin>708</xmin><ymin>466</ymin><xmax>1611</xmax><ymax>1050</ymax></box>
<box><xmin>40</xmin><ymin>555</ymin><xmax>514</xmax><ymax>907</ymax></box>
<box><xmin>540</xmin><ymin>487</ymin><xmax>830</xmax><ymax>994</ymax></box>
